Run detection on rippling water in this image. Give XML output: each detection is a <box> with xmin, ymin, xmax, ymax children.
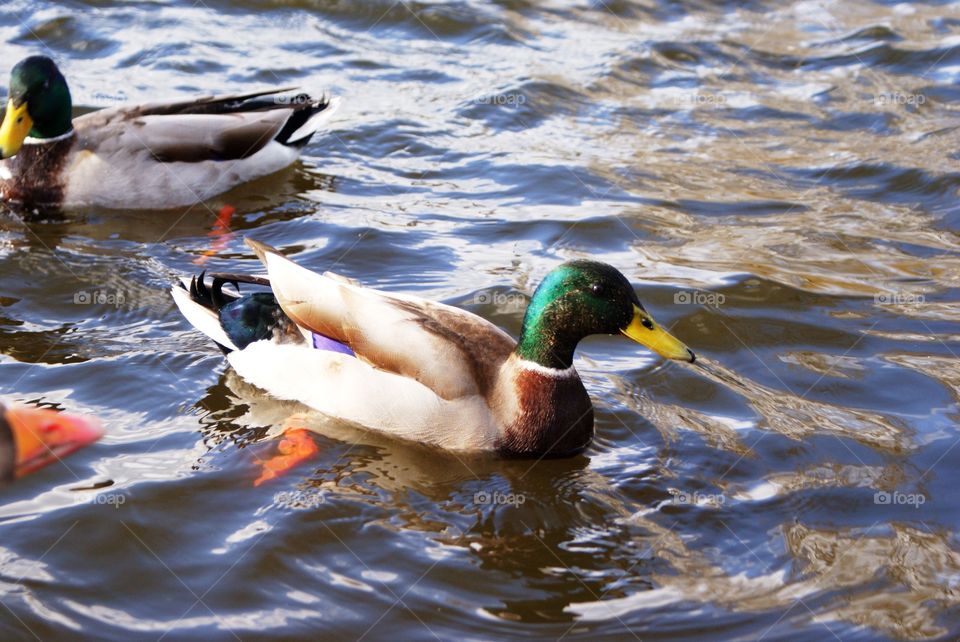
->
<box><xmin>1</xmin><ymin>0</ymin><xmax>959</xmax><ymax>639</ymax></box>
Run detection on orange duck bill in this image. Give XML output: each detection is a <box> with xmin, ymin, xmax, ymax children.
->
<box><xmin>1</xmin><ymin>404</ymin><xmax>104</xmax><ymax>480</ymax></box>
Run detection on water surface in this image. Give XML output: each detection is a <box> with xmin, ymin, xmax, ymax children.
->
<box><xmin>1</xmin><ymin>0</ymin><xmax>960</xmax><ymax>639</ymax></box>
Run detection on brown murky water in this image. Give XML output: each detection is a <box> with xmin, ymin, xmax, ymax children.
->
<box><xmin>1</xmin><ymin>0</ymin><xmax>959</xmax><ymax>639</ymax></box>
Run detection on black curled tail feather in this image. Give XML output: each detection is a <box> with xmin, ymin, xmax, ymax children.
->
<box><xmin>274</xmin><ymin>94</ymin><xmax>331</xmax><ymax>147</ymax></box>
<box><xmin>184</xmin><ymin>272</ymin><xmax>303</xmax><ymax>352</ymax></box>
<box><xmin>186</xmin><ymin>272</ymin><xmax>272</xmax><ymax>312</ymax></box>
<box><xmin>185</xmin><ymin>271</ymin><xmax>212</xmax><ymax>308</ymax></box>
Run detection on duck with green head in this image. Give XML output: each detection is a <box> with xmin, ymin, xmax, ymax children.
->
<box><xmin>0</xmin><ymin>55</ymin><xmax>340</xmax><ymax>211</ymax></box>
<box><xmin>172</xmin><ymin>239</ymin><xmax>695</xmax><ymax>457</ymax></box>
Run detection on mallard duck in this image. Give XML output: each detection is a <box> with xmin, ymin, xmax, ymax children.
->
<box><xmin>172</xmin><ymin>239</ymin><xmax>695</xmax><ymax>457</ymax></box>
<box><xmin>0</xmin><ymin>402</ymin><xmax>103</xmax><ymax>483</ymax></box>
<box><xmin>0</xmin><ymin>56</ymin><xmax>339</xmax><ymax>211</ymax></box>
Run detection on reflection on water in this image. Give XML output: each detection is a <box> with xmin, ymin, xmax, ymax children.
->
<box><xmin>0</xmin><ymin>0</ymin><xmax>959</xmax><ymax>639</ymax></box>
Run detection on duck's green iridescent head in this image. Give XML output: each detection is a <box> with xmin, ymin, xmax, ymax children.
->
<box><xmin>0</xmin><ymin>56</ymin><xmax>73</xmax><ymax>158</ymax></box>
<box><xmin>516</xmin><ymin>260</ymin><xmax>695</xmax><ymax>369</ymax></box>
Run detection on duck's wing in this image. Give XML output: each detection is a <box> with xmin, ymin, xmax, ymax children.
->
<box><xmin>246</xmin><ymin>239</ymin><xmax>517</xmax><ymax>401</ymax></box>
<box><xmin>226</xmin><ymin>341</ymin><xmax>499</xmax><ymax>450</ymax></box>
<box><xmin>73</xmin><ymin>88</ymin><xmax>339</xmax><ymax>162</ymax></box>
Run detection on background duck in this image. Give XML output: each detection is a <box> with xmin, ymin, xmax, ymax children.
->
<box><xmin>171</xmin><ymin>238</ymin><xmax>695</xmax><ymax>458</ymax></box>
<box><xmin>0</xmin><ymin>402</ymin><xmax>103</xmax><ymax>484</ymax></box>
<box><xmin>0</xmin><ymin>56</ymin><xmax>340</xmax><ymax>211</ymax></box>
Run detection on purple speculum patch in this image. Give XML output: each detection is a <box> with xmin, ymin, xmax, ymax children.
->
<box><xmin>312</xmin><ymin>332</ymin><xmax>355</xmax><ymax>356</ymax></box>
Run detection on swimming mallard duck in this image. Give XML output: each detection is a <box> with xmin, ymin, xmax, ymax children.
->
<box><xmin>0</xmin><ymin>56</ymin><xmax>339</xmax><ymax>211</ymax></box>
<box><xmin>172</xmin><ymin>239</ymin><xmax>695</xmax><ymax>457</ymax></box>
<box><xmin>0</xmin><ymin>402</ymin><xmax>103</xmax><ymax>483</ymax></box>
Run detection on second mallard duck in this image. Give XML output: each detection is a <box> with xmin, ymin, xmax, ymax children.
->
<box><xmin>172</xmin><ymin>239</ymin><xmax>695</xmax><ymax>457</ymax></box>
<box><xmin>0</xmin><ymin>56</ymin><xmax>339</xmax><ymax>211</ymax></box>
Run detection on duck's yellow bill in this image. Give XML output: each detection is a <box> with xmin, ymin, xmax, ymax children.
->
<box><xmin>0</xmin><ymin>99</ymin><xmax>32</xmax><ymax>159</ymax></box>
<box><xmin>621</xmin><ymin>305</ymin><xmax>696</xmax><ymax>363</ymax></box>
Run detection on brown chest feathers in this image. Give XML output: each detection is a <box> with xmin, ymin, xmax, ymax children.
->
<box><xmin>0</xmin><ymin>136</ymin><xmax>74</xmax><ymax>212</ymax></box>
<box><xmin>495</xmin><ymin>366</ymin><xmax>594</xmax><ymax>458</ymax></box>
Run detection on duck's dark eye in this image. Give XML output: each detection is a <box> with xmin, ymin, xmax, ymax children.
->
<box><xmin>590</xmin><ymin>283</ymin><xmax>604</xmax><ymax>296</ymax></box>
<box><xmin>641</xmin><ymin>317</ymin><xmax>654</xmax><ymax>330</ymax></box>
